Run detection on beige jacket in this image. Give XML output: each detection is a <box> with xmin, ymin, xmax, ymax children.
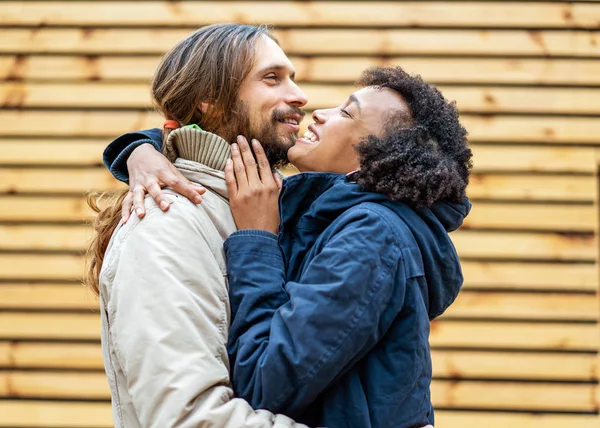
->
<box><xmin>99</xmin><ymin>128</ymin><xmax>306</xmax><ymax>428</ymax></box>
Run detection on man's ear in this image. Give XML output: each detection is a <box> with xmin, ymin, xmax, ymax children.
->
<box><xmin>199</xmin><ymin>102</ymin><xmax>211</xmax><ymax>114</ymax></box>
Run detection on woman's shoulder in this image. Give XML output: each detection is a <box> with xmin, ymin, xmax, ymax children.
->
<box><xmin>333</xmin><ymin>202</ymin><xmax>416</xmax><ymax>246</ymax></box>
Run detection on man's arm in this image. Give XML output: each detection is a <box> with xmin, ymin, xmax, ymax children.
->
<box><xmin>224</xmin><ymin>208</ymin><xmax>407</xmax><ymax>418</ymax></box>
<box><xmin>102</xmin><ymin>197</ymin><xmax>304</xmax><ymax>427</ymax></box>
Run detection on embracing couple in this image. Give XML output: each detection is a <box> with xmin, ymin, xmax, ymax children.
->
<box><xmin>85</xmin><ymin>23</ymin><xmax>472</xmax><ymax>428</ymax></box>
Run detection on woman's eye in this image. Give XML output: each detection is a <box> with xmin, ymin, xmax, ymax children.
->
<box><xmin>341</xmin><ymin>109</ymin><xmax>351</xmax><ymax>117</ymax></box>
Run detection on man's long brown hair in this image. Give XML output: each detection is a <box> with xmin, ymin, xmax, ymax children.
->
<box><xmin>84</xmin><ymin>24</ymin><xmax>273</xmax><ymax>296</ymax></box>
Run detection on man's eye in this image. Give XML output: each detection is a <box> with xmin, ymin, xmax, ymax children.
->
<box><xmin>265</xmin><ymin>74</ymin><xmax>278</xmax><ymax>80</ymax></box>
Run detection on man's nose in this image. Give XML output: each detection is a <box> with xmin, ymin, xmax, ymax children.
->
<box><xmin>286</xmin><ymin>81</ymin><xmax>308</xmax><ymax>107</ymax></box>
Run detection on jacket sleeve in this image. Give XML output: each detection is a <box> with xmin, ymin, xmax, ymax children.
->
<box><xmin>224</xmin><ymin>207</ymin><xmax>406</xmax><ymax>418</ymax></box>
<box><xmin>102</xmin><ymin>197</ymin><xmax>304</xmax><ymax>427</ymax></box>
<box><xmin>102</xmin><ymin>128</ymin><xmax>163</xmax><ymax>183</ymax></box>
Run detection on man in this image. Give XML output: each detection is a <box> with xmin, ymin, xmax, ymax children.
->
<box><xmin>104</xmin><ymin>25</ymin><xmax>306</xmax><ymax>221</ymax></box>
<box><xmin>89</xmin><ymin>23</ymin><xmax>310</xmax><ymax>427</ymax></box>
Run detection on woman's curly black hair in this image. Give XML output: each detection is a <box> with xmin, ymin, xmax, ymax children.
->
<box><xmin>354</xmin><ymin>67</ymin><xmax>472</xmax><ymax>207</ymax></box>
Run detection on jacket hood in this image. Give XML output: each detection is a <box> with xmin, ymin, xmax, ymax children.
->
<box><xmin>279</xmin><ymin>172</ymin><xmax>471</xmax><ymax>319</ymax></box>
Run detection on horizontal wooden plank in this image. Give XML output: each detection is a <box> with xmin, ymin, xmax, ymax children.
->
<box><xmin>3</xmin><ymin>282</ymin><xmax>596</xmax><ymax>321</ymax></box>
<box><xmin>467</xmin><ymin>175</ymin><xmax>595</xmax><ymax>203</ymax></box>
<box><xmin>432</xmin><ymin>380</ymin><xmax>598</xmax><ymax>412</ymax></box>
<box><xmin>454</xmin><ymin>230</ymin><xmax>596</xmax><ymax>261</ymax></box>
<box><xmin>2</xmin><ymin>341</ymin><xmax>595</xmax><ymax>382</ymax></box>
<box><xmin>2</xmin><ymin>341</ymin><xmax>596</xmax><ymax>382</ymax></box>
<box><xmin>4</xmin><ymin>82</ymin><xmax>600</xmax><ymax>115</ymax></box>
<box><xmin>461</xmin><ymin>116</ymin><xmax>600</xmax><ymax>144</ymax></box>
<box><xmin>2</xmin><ymin>140</ymin><xmax>596</xmax><ymax>174</ymax></box>
<box><xmin>2</xmin><ymin>2</ymin><xmax>598</xmax><ymax>28</ymax></box>
<box><xmin>0</xmin><ymin>196</ymin><xmax>94</xmax><ymax>222</ymax></box>
<box><xmin>463</xmin><ymin>204</ymin><xmax>597</xmax><ymax>231</ymax></box>
<box><xmin>1</xmin><ymin>216</ymin><xmax>595</xmax><ymax>259</ymax></box>
<box><xmin>0</xmin><ymin>284</ymin><xmax>96</xmax><ymax>311</ymax></box>
<box><xmin>470</xmin><ymin>145</ymin><xmax>597</xmax><ymax>174</ymax></box>
<box><xmin>2</xmin><ymin>168</ymin><xmax>593</xmax><ymax>202</ymax></box>
<box><xmin>430</xmin><ymin>320</ymin><xmax>599</xmax><ymax>351</ymax></box>
<box><xmin>445</xmin><ymin>291</ymin><xmax>598</xmax><ymax>321</ymax></box>
<box><xmin>435</xmin><ymin>412</ymin><xmax>600</xmax><ymax>428</ymax></box>
<box><xmin>0</xmin><ymin>225</ymin><xmax>94</xmax><ymax>251</ymax></box>
<box><xmin>0</xmin><ymin>139</ymin><xmax>106</xmax><ymax>166</ymax></box>
<box><xmin>461</xmin><ymin>261</ymin><xmax>597</xmax><ymax>292</ymax></box>
<box><xmin>1</xmin><ymin>254</ymin><xmax>597</xmax><ymax>292</ymax></box>
<box><xmin>4</xmin><ymin>56</ymin><xmax>600</xmax><ymax>87</ymax></box>
<box><xmin>1</xmin><ymin>28</ymin><xmax>598</xmax><ymax>57</ymax></box>
<box><xmin>0</xmin><ymin>342</ymin><xmax>102</xmax><ymax>370</ymax></box>
<box><xmin>0</xmin><ymin>400</ymin><xmax>112</xmax><ymax>427</ymax></box>
<box><xmin>0</xmin><ymin>371</ymin><xmax>109</xmax><ymax>400</ymax></box>
<box><xmin>0</xmin><ymin>402</ymin><xmax>597</xmax><ymax>428</ymax></box>
<box><xmin>1</xmin><ymin>311</ymin><xmax>596</xmax><ymax>350</ymax></box>
<box><xmin>2</xmin><ymin>111</ymin><xmax>598</xmax><ymax>144</ymax></box>
<box><xmin>431</xmin><ymin>350</ymin><xmax>598</xmax><ymax>382</ymax></box>
<box><xmin>0</xmin><ymin>313</ymin><xmax>100</xmax><ymax>340</ymax></box>
<box><xmin>0</xmin><ymin>254</ymin><xmax>84</xmax><ymax>281</ymax></box>
<box><xmin>1</xmin><ymin>370</ymin><xmax>596</xmax><ymax>411</ymax></box>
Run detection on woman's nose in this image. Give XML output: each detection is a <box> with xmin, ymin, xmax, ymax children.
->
<box><xmin>312</xmin><ymin>109</ymin><xmax>326</xmax><ymax>123</ymax></box>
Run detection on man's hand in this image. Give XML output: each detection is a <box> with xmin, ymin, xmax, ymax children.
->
<box><xmin>122</xmin><ymin>144</ymin><xmax>206</xmax><ymax>223</ymax></box>
<box><xmin>225</xmin><ymin>136</ymin><xmax>282</xmax><ymax>234</ymax></box>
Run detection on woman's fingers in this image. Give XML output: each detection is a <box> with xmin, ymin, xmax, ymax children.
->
<box><xmin>224</xmin><ymin>158</ymin><xmax>238</xmax><ymax>198</ymax></box>
<box><xmin>251</xmin><ymin>139</ymin><xmax>274</xmax><ymax>184</ymax></box>
<box><xmin>146</xmin><ymin>182</ymin><xmax>172</xmax><ymax>212</ymax></box>
<box><xmin>273</xmin><ymin>172</ymin><xmax>283</xmax><ymax>190</ymax></box>
<box><xmin>236</xmin><ymin>135</ymin><xmax>260</xmax><ymax>185</ymax></box>
<box><xmin>121</xmin><ymin>190</ymin><xmax>134</xmax><ymax>223</ymax></box>
<box><xmin>230</xmin><ymin>142</ymin><xmax>248</xmax><ymax>190</ymax></box>
<box><xmin>132</xmin><ymin>185</ymin><xmax>147</xmax><ymax>218</ymax></box>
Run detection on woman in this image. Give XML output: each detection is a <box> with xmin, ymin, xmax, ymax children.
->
<box><xmin>222</xmin><ymin>67</ymin><xmax>472</xmax><ymax>427</ymax></box>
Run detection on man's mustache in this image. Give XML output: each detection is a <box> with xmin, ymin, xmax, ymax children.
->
<box><xmin>272</xmin><ymin>107</ymin><xmax>306</xmax><ymax>122</ymax></box>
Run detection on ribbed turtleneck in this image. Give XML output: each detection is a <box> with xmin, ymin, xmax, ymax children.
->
<box><xmin>163</xmin><ymin>127</ymin><xmax>231</xmax><ymax>171</ymax></box>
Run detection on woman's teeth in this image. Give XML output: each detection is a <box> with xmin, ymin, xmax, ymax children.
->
<box><xmin>302</xmin><ymin>130</ymin><xmax>318</xmax><ymax>142</ymax></box>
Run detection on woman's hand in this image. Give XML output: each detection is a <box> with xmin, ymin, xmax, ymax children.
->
<box><xmin>225</xmin><ymin>136</ymin><xmax>283</xmax><ymax>235</ymax></box>
<box><xmin>122</xmin><ymin>144</ymin><xmax>206</xmax><ymax>223</ymax></box>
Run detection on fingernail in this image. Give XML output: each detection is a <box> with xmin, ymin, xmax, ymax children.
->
<box><xmin>160</xmin><ymin>201</ymin><xmax>169</xmax><ymax>210</ymax></box>
<box><xmin>251</xmin><ymin>139</ymin><xmax>259</xmax><ymax>147</ymax></box>
<box><xmin>136</xmin><ymin>208</ymin><xmax>143</xmax><ymax>216</ymax></box>
<box><xmin>194</xmin><ymin>195</ymin><xmax>202</xmax><ymax>204</ymax></box>
<box><xmin>231</xmin><ymin>143</ymin><xmax>238</xmax><ymax>153</ymax></box>
<box><xmin>237</xmin><ymin>135</ymin><xmax>245</xmax><ymax>144</ymax></box>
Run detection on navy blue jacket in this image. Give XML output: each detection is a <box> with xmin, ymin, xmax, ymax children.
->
<box><xmin>103</xmin><ymin>128</ymin><xmax>163</xmax><ymax>183</ymax></box>
<box><xmin>103</xmin><ymin>131</ymin><xmax>470</xmax><ymax>427</ymax></box>
<box><xmin>224</xmin><ymin>173</ymin><xmax>470</xmax><ymax>428</ymax></box>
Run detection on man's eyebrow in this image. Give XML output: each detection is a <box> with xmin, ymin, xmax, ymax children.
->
<box><xmin>348</xmin><ymin>94</ymin><xmax>362</xmax><ymax>114</ymax></box>
<box><xmin>257</xmin><ymin>64</ymin><xmax>296</xmax><ymax>81</ymax></box>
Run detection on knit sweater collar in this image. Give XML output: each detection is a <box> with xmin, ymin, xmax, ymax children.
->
<box><xmin>163</xmin><ymin>126</ymin><xmax>231</xmax><ymax>171</ymax></box>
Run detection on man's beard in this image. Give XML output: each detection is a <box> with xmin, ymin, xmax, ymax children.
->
<box><xmin>223</xmin><ymin>101</ymin><xmax>305</xmax><ymax>170</ymax></box>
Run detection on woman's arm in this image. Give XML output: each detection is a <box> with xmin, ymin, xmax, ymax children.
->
<box><xmin>102</xmin><ymin>128</ymin><xmax>205</xmax><ymax>223</ymax></box>
<box><xmin>224</xmin><ymin>208</ymin><xmax>406</xmax><ymax>418</ymax></box>
<box><xmin>103</xmin><ymin>128</ymin><xmax>163</xmax><ymax>182</ymax></box>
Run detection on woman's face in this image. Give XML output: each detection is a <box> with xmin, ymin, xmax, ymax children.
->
<box><xmin>288</xmin><ymin>86</ymin><xmax>410</xmax><ymax>173</ymax></box>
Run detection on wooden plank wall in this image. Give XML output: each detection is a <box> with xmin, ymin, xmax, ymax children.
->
<box><xmin>1</xmin><ymin>1</ymin><xmax>599</xmax><ymax>426</ymax></box>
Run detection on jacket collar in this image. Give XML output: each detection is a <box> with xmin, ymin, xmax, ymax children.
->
<box><xmin>164</xmin><ymin>126</ymin><xmax>231</xmax><ymax>172</ymax></box>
